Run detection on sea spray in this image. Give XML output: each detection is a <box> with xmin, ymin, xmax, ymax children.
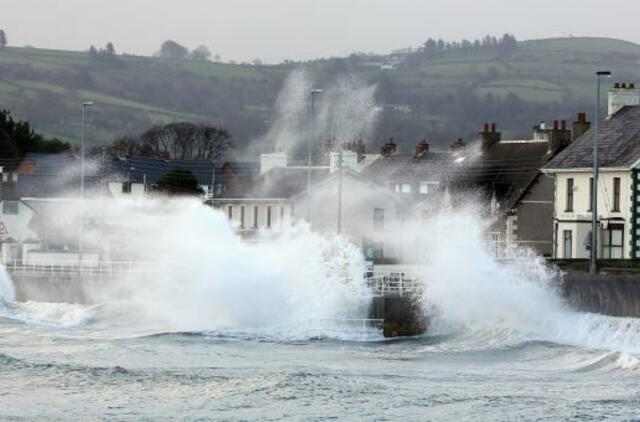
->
<box><xmin>75</xmin><ymin>197</ymin><xmax>371</xmax><ymax>336</ymax></box>
<box><xmin>0</xmin><ymin>264</ymin><xmax>15</xmax><ymax>303</ymax></box>
<box><xmin>250</xmin><ymin>69</ymin><xmax>379</xmax><ymax>157</ymax></box>
<box><xmin>409</xmin><ymin>205</ymin><xmax>640</xmax><ymax>353</ymax></box>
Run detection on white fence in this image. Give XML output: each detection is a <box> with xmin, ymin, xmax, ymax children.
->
<box><xmin>366</xmin><ymin>272</ymin><xmax>423</xmax><ymax>297</ymax></box>
<box><xmin>4</xmin><ymin>260</ymin><xmax>158</xmax><ymax>277</ymax></box>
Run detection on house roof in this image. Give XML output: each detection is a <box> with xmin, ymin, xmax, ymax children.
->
<box><xmin>218</xmin><ymin>166</ymin><xmax>331</xmax><ymax>199</ymax></box>
<box><xmin>16</xmin><ymin>153</ymin><xmax>79</xmax><ymax>176</ymax></box>
<box><xmin>109</xmin><ymin>157</ymin><xmax>220</xmax><ymax>186</ymax></box>
<box><xmin>360</xmin><ymin>152</ymin><xmax>450</xmax><ymax>184</ymax></box>
<box><xmin>545</xmin><ymin>106</ymin><xmax>640</xmax><ymax>170</ymax></box>
<box><xmin>220</xmin><ymin>161</ymin><xmax>260</xmax><ymax>179</ymax></box>
<box><xmin>452</xmin><ymin>140</ymin><xmax>554</xmax><ymax>209</ymax></box>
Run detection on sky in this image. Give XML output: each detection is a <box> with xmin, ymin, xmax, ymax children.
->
<box><xmin>1</xmin><ymin>0</ymin><xmax>639</xmax><ymax>63</ymax></box>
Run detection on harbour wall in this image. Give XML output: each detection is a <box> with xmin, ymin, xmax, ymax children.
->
<box><xmin>561</xmin><ymin>271</ymin><xmax>640</xmax><ymax>317</ymax></box>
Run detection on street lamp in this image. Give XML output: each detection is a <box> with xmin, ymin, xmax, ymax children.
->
<box><xmin>80</xmin><ymin>101</ymin><xmax>94</xmax><ymax>199</ymax></box>
<box><xmin>306</xmin><ymin>89</ymin><xmax>323</xmax><ymax>222</ymax></box>
<box><xmin>79</xmin><ymin>101</ymin><xmax>94</xmax><ymax>261</ymax></box>
<box><xmin>591</xmin><ymin>71</ymin><xmax>611</xmax><ymax>275</ymax></box>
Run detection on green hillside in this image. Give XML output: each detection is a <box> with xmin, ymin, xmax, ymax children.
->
<box><xmin>0</xmin><ymin>37</ymin><xmax>638</xmax><ymax>152</ymax></box>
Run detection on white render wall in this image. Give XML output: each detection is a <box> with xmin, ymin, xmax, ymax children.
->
<box><xmin>216</xmin><ymin>202</ymin><xmax>291</xmax><ymax>232</ymax></box>
<box><xmin>553</xmin><ymin>170</ymin><xmax>633</xmax><ymax>258</ymax></box>
<box><xmin>0</xmin><ymin>201</ymin><xmax>36</xmax><ymax>243</ymax></box>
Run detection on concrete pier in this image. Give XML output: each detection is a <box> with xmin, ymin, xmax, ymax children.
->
<box><xmin>369</xmin><ymin>295</ymin><xmax>427</xmax><ymax>337</ymax></box>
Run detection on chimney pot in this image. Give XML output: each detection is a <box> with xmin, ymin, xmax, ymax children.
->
<box><xmin>615</xmin><ymin>83</ymin><xmax>621</xmax><ymax>89</ymax></box>
<box><xmin>553</xmin><ymin>120</ymin><xmax>559</xmax><ymax>130</ymax></box>
<box><xmin>484</xmin><ymin>123</ymin><xmax>489</xmax><ymax>132</ymax></box>
<box><xmin>621</xmin><ymin>83</ymin><xmax>628</xmax><ymax>89</ymax></box>
<box><xmin>578</xmin><ymin>112</ymin><xmax>586</xmax><ymax>123</ymax></box>
<box><xmin>561</xmin><ymin>120</ymin><xmax>567</xmax><ymax>130</ymax></box>
<box><xmin>491</xmin><ymin>123</ymin><xmax>496</xmax><ymax>133</ymax></box>
<box><xmin>631</xmin><ymin>83</ymin><xmax>636</xmax><ymax>89</ymax></box>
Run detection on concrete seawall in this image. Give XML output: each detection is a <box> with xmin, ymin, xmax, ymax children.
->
<box><xmin>10</xmin><ymin>273</ymin><xmax>124</xmax><ymax>304</ymax></box>
<box><xmin>562</xmin><ymin>271</ymin><xmax>640</xmax><ymax>317</ymax></box>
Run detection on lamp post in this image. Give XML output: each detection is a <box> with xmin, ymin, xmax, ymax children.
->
<box><xmin>80</xmin><ymin>102</ymin><xmax>94</xmax><ymax>199</ymax></box>
<box><xmin>306</xmin><ymin>89</ymin><xmax>323</xmax><ymax>222</ymax></box>
<box><xmin>591</xmin><ymin>71</ymin><xmax>611</xmax><ymax>275</ymax></box>
<box><xmin>78</xmin><ymin>101</ymin><xmax>94</xmax><ymax>261</ymax></box>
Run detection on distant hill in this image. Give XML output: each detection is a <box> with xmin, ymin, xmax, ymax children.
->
<box><xmin>0</xmin><ymin>37</ymin><xmax>639</xmax><ymax>154</ymax></box>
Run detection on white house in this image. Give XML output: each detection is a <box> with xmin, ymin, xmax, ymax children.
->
<box><xmin>213</xmin><ymin>150</ymin><xmax>403</xmax><ymax>261</ymax></box>
<box><xmin>543</xmin><ymin>83</ymin><xmax>640</xmax><ymax>259</ymax></box>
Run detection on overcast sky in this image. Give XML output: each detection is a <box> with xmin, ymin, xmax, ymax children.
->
<box><xmin>1</xmin><ymin>0</ymin><xmax>638</xmax><ymax>63</ymax></box>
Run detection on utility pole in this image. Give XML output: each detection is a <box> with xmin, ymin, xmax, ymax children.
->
<box><xmin>591</xmin><ymin>71</ymin><xmax>611</xmax><ymax>275</ymax></box>
<box><xmin>307</xmin><ymin>89</ymin><xmax>323</xmax><ymax>223</ymax></box>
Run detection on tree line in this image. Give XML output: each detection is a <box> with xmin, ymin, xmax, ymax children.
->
<box><xmin>421</xmin><ymin>33</ymin><xmax>518</xmax><ymax>58</ymax></box>
<box><xmin>112</xmin><ymin>122</ymin><xmax>232</xmax><ymax>161</ymax></box>
<box><xmin>0</xmin><ymin>110</ymin><xmax>71</xmax><ymax>158</ymax></box>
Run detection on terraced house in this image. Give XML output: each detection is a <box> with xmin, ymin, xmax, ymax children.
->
<box><xmin>543</xmin><ymin>83</ymin><xmax>640</xmax><ymax>259</ymax></box>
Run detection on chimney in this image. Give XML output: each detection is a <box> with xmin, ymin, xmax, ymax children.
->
<box><xmin>260</xmin><ymin>152</ymin><xmax>288</xmax><ymax>174</ymax></box>
<box><xmin>415</xmin><ymin>139</ymin><xmax>429</xmax><ymax>156</ymax></box>
<box><xmin>380</xmin><ymin>138</ymin><xmax>397</xmax><ymax>156</ymax></box>
<box><xmin>450</xmin><ymin>138</ymin><xmax>467</xmax><ymax>151</ymax></box>
<box><xmin>115</xmin><ymin>142</ymin><xmax>128</xmax><ymax>158</ymax></box>
<box><xmin>355</xmin><ymin>139</ymin><xmax>365</xmax><ymax>158</ymax></box>
<box><xmin>549</xmin><ymin>118</ymin><xmax>572</xmax><ymax>154</ymax></box>
<box><xmin>479</xmin><ymin>122</ymin><xmax>501</xmax><ymax>149</ymax></box>
<box><xmin>572</xmin><ymin>113</ymin><xmax>591</xmax><ymax>141</ymax></box>
<box><xmin>330</xmin><ymin>150</ymin><xmax>358</xmax><ymax>173</ymax></box>
<box><xmin>608</xmin><ymin>82</ymin><xmax>640</xmax><ymax>117</ymax></box>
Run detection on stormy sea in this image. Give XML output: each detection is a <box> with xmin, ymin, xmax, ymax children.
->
<box><xmin>1</xmin><ymin>201</ymin><xmax>639</xmax><ymax>420</ymax></box>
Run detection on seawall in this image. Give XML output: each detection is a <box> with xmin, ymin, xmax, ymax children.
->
<box><xmin>562</xmin><ymin>271</ymin><xmax>640</xmax><ymax>317</ymax></box>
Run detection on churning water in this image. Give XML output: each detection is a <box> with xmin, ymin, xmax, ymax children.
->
<box><xmin>1</xmin><ymin>199</ymin><xmax>640</xmax><ymax>420</ymax></box>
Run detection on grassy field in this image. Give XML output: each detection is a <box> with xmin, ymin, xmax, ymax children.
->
<box><xmin>0</xmin><ymin>36</ymin><xmax>639</xmax><ymax>148</ymax></box>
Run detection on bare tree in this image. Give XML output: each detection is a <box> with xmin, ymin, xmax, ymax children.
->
<box><xmin>117</xmin><ymin>122</ymin><xmax>232</xmax><ymax>161</ymax></box>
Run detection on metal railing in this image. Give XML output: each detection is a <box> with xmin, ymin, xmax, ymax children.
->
<box><xmin>4</xmin><ymin>259</ymin><xmax>158</xmax><ymax>277</ymax></box>
<box><xmin>366</xmin><ymin>272</ymin><xmax>423</xmax><ymax>297</ymax></box>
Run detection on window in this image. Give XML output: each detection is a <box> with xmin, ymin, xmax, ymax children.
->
<box><xmin>563</xmin><ymin>230</ymin><xmax>572</xmax><ymax>259</ymax></box>
<box><xmin>602</xmin><ymin>224</ymin><xmax>624</xmax><ymax>259</ymax></box>
<box><xmin>227</xmin><ymin>205</ymin><xmax>233</xmax><ymax>220</ymax></box>
<box><xmin>613</xmin><ymin>177</ymin><xmax>621</xmax><ymax>212</ymax></box>
<box><xmin>373</xmin><ymin>208</ymin><xmax>384</xmax><ymax>230</ymax></box>
<box><xmin>373</xmin><ymin>242</ymin><xmax>384</xmax><ymax>260</ymax></box>
<box><xmin>253</xmin><ymin>206</ymin><xmax>259</xmax><ymax>229</ymax></box>
<box><xmin>267</xmin><ymin>206</ymin><xmax>272</xmax><ymax>228</ymax></box>
<box><xmin>122</xmin><ymin>182</ymin><xmax>132</xmax><ymax>193</ymax></box>
<box><xmin>401</xmin><ymin>184</ymin><xmax>411</xmax><ymax>194</ymax></box>
<box><xmin>588</xmin><ymin>177</ymin><xmax>593</xmax><ymax>212</ymax></box>
<box><xmin>2</xmin><ymin>201</ymin><xmax>18</xmax><ymax>215</ymax></box>
<box><xmin>565</xmin><ymin>178</ymin><xmax>574</xmax><ymax>212</ymax></box>
<box><xmin>240</xmin><ymin>206</ymin><xmax>245</xmax><ymax>228</ymax></box>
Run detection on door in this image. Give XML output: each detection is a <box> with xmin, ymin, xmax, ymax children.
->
<box><xmin>563</xmin><ymin>230</ymin><xmax>572</xmax><ymax>259</ymax></box>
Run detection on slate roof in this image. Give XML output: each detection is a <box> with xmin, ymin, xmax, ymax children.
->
<box><xmin>452</xmin><ymin>140</ymin><xmax>554</xmax><ymax>209</ymax></box>
<box><xmin>360</xmin><ymin>152</ymin><xmax>451</xmax><ymax>184</ymax></box>
<box><xmin>109</xmin><ymin>157</ymin><xmax>220</xmax><ymax>186</ymax></box>
<box><xmin>217</xmin><ymin>167</ymin><xmax>330</xmax><ymax>199</ymax></box>
<box><xmin>220</xmin><ymin>161</ymin><xmax>260</xmax><ymax>180</ymax></box>
<box><xmin>545</xmin><ymin>106</ymin><xmax>640</xmax><ymax>170</ymax></box>
<box><xmin>16</xmin><ymin>153</ymin><xmax>79</xmax><ymax>176</ymax></box>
